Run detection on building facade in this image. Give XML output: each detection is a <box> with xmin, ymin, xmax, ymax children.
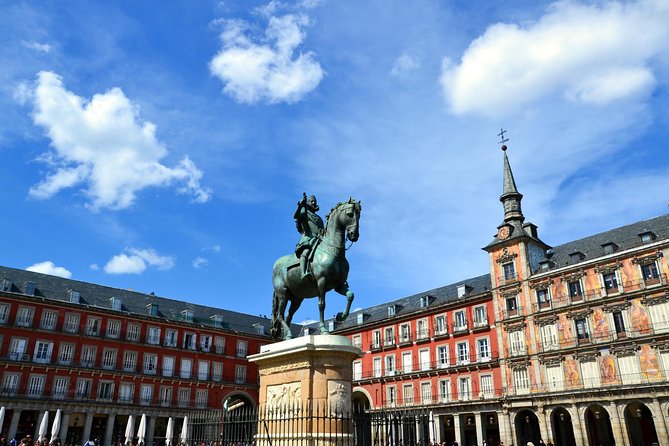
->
<box><xmin>331</xmin><ymin>145</ymin><xmax>669</xmax><ymax>446</ymax></box>
<box><xmin>0</xmin><ymin>266</ymin><xmax>273</xmax><ymax>446</ymax></box>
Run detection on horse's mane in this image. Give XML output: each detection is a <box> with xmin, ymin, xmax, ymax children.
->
<box><xmin>324</xmin><ymin>199</ymin><xmax>361</xmax><ymax>233</ymax></box>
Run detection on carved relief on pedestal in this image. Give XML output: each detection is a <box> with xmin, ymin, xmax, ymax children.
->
<box><xmin>266</xmin><ymin>382</ymin><xmax>301</xmax><ymax>410</ymax></box>
<box><xmin>328</xmin><ymin>380</ymin><xmax>351</xmax><ymax>415</ymax></box>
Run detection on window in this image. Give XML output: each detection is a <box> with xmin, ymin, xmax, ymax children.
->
<box><xmin>357</xmin><ymin>313</ymin><xmax>365</xmax><ymax>324</ymax></box>
<box><xmin>53</xmin><ymin>377</ymin><xmax>68</xmax><ymax>399</ymax></box>
<box><xmin>416</xmin><ymin>319</ymin><xmax>429</xmax><ymax>339</ymax></box>
<box><xmin>143</xmin><ymin>353</ymin><xmax>158</xmax><ymax>374</ymax></box>
<box><xmin>402</xmin><ymin>384</ymin><xmax>413</xmax><ymax>405</ymax></box>
<box><xmin>40</xmin><ymin>310</ymin><xmax>57</xmax><ymax>330</ymax></box>
<box><xmin>162</xmin><ymin>356</ymin><xmax>175</xmax><ymax>377</ymax></box>
<box><xmin>123</xmin><ymin>351</ymin><xmax>137</xmax><ymax>372</ymax></box>
<box><xmin>24</xmin><ymin>281</ymin><xmax>36</xmax><ymax>296</ymax></box>
<box><xmin>177</xmin><ymin>388</ymin><xmax>190</xmax><ymax>407</ymax></box>
<box><xmin>569</xmin><ymin>252</ymin><xmax>584</xmax><ymax>264</ymax></box>
<box><xmin>456</xmin><ymin>342</ymin><xmax>470</xmax><ymax>365</ymax></box>
<box><xmin>147</xmin><ymin>326</ymin><xmax>161</xmax><ymax>345</ymax></box>
<box><xmin>373</xmin><ymin>357</ymin><xmax>382</xmax><ymax>378</ymax></box>
<box><xmin>387</xmin><ymin>386</ymin><xmax>397</xmax><ymax>407</ymax></box>
<box><xmin>402</xmin><ymin>352</ymin><xmax>412</xmax><ymax>373</ymax></box>
<box><xmin>420</xmin><ymin>296</ymin><xmax>430</xmax><ymax>308</ymax></box>
<box><xmin>438</xmin><ymin>380</ymin><xmax>451</xmax><ymax>402</ymax></box>
<box><xmin>126</xmin><ymin>323</ymin><xmax>140</xmax><ymax>341</ymax></box>
<box><xmin>648</xmin><ymin>302</ymin><xmax>669</xmax><ymax>333</ymax></box>
<box><xmin>80</xmin><ymin>346</ymin><xmax>96</xmax><ymax>367</ymax></box>
<box><xmin>198</xmin><ymin>361</ymin><xmax>209</xmax><ymax>380</ymax></box>
<box><xmin>0</xmin><ymin>303</ymin><xmax>9</xmax><ymax>324</ymax></box>
<box><xmin>420</xmin><ymin>382</ymin><xmax>432</xmax><ymax>404</ymax></box>
<box><xmin>76</xmin><ymin>379</ymin><xmax>91</xmax><ymax>399</ymax></box>
<box><xmin>180</xmin><ymin>358</ymin><xmax>192</xmax><ymax>378</ymax></box>
<box><xmin>235</xmin><ymin>365</ymin><xmax>246</xmax><ymax>384</ymax></box>
<box><xmin>539</xmin><ymin>261</ymin><xmax>551</xmax><ymax>272</ymax></box>
<box><xmin>480</xmin><ymin>375</ymin><xmax>494</xmax><ymax>397</ymax></box>
<box><xmin>545</xmin><ymin>364</ymin><xmax>564</xmax><ymax>391</ymax></box>
<box><xmin>506</xmin><ymin>297</ymin><xmax>518</xmax><ymax>316</ymax></box>
<box><xmin>509</xmin><ymin>330</ymin><xmax>525</xmax><ymax>356</ymax></box>
<box><xmin>640</xmin><ymin>232</ymin><xmax>655</xmax><ymax>244</ymax></box>
<box><xmin>68</xmin><ymin>290</ymin><xmax>80</xmax><ymax>303</ymax></box>
<box><xmin>400</xmin><ymin>324</ymin><xmax>411</xmax><ymax>343</ymax></box>
<box><xmin>642</xmin><ymin>263</ymin><xmax>660</xmax><ymax>283</ymax></box>
<box><xmin>575</xmin><ymin>318</ymin><xmax>590</xmax><ymax>342</ymax></box>
<box><xmin>458</xmin><ymin>377</ymin><xmax>471</xmax><ymax>401</ymax></box>
<box><xmin>352</xmin><ymin>361</ymin><xmax>362</xmax><ymax>381</ymax></box>
<box><xmin>612</xmin><ymin>311</ymin><xmax>626</xmax><ymax>338</ymax></box>
<box><xmin>618</xmin><ymin>355</ymin><xmax>642</xmax><ymax>385</ymax></box>
<box><xmin>33</xmin><ymin>340</ymin><xmax>54</xmax><ymax>364</ymax></box>
<box><xmin>200</xmin><ymin>334</ymin><xmax>212</xmax><ymax>352</ymax></box>
<box><xmin>385</xmin><ymin>355</ymin><xmax>396</xmax><ymax>375</ymax></box>
<box><xmin>419</xmin><ymin>349</ymin><xmax>430</xmax><ymax>371</ymax></box>
<box><xmin>384</xmin><ymin>327</ymin><xmax>395</xmax><ymax>346</ymax></box>
<box><xmin>536</xmin><ymin>288</ymin><xmax>550</xmax><ymax>309</ymax></box>
<box><xmin>437</xmin><ymin>345</ymin><xmax>449</xmax><ymax>368</ymax></box>
<box><xmin>160</xmin><ymin>386</ymin><xmax>173</xmax><ymax>407</ymax></box>
<box><xmin>86</xmin><ymin>317</ymin><xmax>101</xmax><ymax>336</ymax></box>
<box><xmin>236</xmin><ymin>340</ymin><xmax>248</xmax><ymax>357</ymax></box>
<box><xmin>118</xmin><ymin>383</ymin><xmax>134</xmax><ymax>403</ymax></box>
<box><xmin>196</xmin><ymin>389</ymin><xmax>208</xmax><ymax>408</ymax></box>
<box><xmin>28</xmin><ymin>375</ymin><xmax>46</xmax><ymax>397</ymax></box>
<box><xmin>602</xmin><ymin>243</ymin><xmax>617</xmax><ymax>255</ymax></box>
<box><xmin>181</xmin><ymin>332</ymin><xmax>196</xmax><ymax>350</ymax></box>
<box><xmin>540</xmin><ymin>324</ymin><xmax>559</xmax><ymax>351</ymax></box>
<box><xmin>140</xmin><ymin>385</ymin><xmax>153</xmax><ymax>405</ymax></box>
<box><xmin>434</xmin><ymin>315</ymin><xmax>447</xmax><ymax>335</ymax></box>
<box><xmin>97</xmin><ymin>381</ymin><xmax>114</xmax><ymax>400</ymax></box>
<box><xmin>214</xmin><ymin>336</ymin><xmax>225</xmax><ymax>354</ymax></box>
<box><xmin>580</xmin><ymin>360</ymin><xmax>600</xmax><ymax>388</ymax></box>
<box><xmin>212</xmin><ymin>362</ymin><xmax>223</xmax><ymax>382</ymax></box>
<box><xmin>58</xmin><ymin>343</ymin><xmax>75</xmax><ymax>365</ymax></box>
<box><xmin>9</xmin><ymin>338</ymin><xmax>27</xmax><ymax>360</ymax></box>
<box><xmin>164</xmin><ymin>329</ymin><xmax>178</xmax><ymax>347</ymax></box>
<box><xmin>16</xmin><ymin>306</ymin><xmax>34</xmax><ymax>327</ymax></box>
<box><xmin>503</xmin><ymin>262</ymin><xmax>516</xmax><ymax>281</ymax></box>
<box><xmin>182</xmin><ymin>310</ymin><xmax>194</xmax><ymax>323</ymax></box>
<box><xmin>372</xmin><ymin>331</ymin><xmax>382</xmax><ymax>348</ymax></box>
<box><xmin>512</xmin><ymin>368</ymin><xmax>530</xmax><ymax>395</ymax></box>
<box><xmin>2</xmin><ymin>373</ymin><xmax>20</xmax><ymax>395</ymax></box>
<box><xmin>102</xmin><ymin>348</ymin><xmax>117</xmax><ymax>370</ymax></box>
<box><xmin>1</xmin><ymin>278</ymin><xmax>12</xmax><ymax>292</ymax></box>
<box><xmin>603</xmin><ymin>272</ymin><xmax>619</xmax><ymax>292</ymax></box>
<box><xmin>477</xmin><ymin>338</ymin><xmax>491</xmax><ymax>362</ymax></box>
<box><xmin>106</xmin><ymin>320</ymin><xmax>121</xmax><ymax>339</ymax></box>
<box><xmin>63</xmin><ymin>313</ymin><xmax>80</xmax><ymax>333</ymax></box>
<box><xmin>454</xmin><ymin>311</ymin><xmax>467</xmax><ymax>331</ymax></box>
<box><xmin>387</xmin><ymin>306</ymin><xmax>396</xmax><ymax>317</ymax></box>
<box><xmin>568</xmin><ymin>280</ymin><xmax>583</xmax><ymax>300</ymax></box>
<box><xmin>352</xmin><ymin>335</ymin><xmax>362</xmax><ymax>348</ymax></box>
<box><xmin>474</xmin><ymin>306</ymin><xmax>487</xmax><ymax>326</ymax></box>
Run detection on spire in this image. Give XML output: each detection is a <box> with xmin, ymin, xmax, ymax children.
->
<box><xmin>497</xmin><ymin>130</ymin><xmax>524</xmax><ymax>224</ymax></box>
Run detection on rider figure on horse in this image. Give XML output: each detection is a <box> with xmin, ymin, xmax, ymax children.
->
<box><xmin>294</xmin><ymin>193</ymin><xmax>324</xmax><ymax>279</ymax></box>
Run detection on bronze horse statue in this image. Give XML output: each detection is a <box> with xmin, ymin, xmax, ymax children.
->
<box><xmin>271</xmin><ymin>198</ymin><xmax>361</xmax><ymax>339</ymax></box>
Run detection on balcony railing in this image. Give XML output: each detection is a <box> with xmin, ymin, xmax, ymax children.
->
<box><xmin>415</xmin><ymin>329</ymin><xmax>430</xmax><ymax>341</ymax></box>
<box><xmin>433</xmin><ymin>325</ymin><xmax>448</xmax><ymax>339</ymax></box>
<box><xmin>452</xmin><ymin>322</ymin><xmax>468</xmax><ymax>334</ymax></box>
<box><xmin>398</xmin><ymin>333</ymin><xmax>412</xmax><ymax>346</ymax></box>
<box><xmin>473</xmin><ymin>317</ymin><xmax>489</xmax><ymax>329</ymax></box>
<box><xmin>503</xmin><ymin>306</ymin><xmax>523</xmax><ymax>319</ymax></box>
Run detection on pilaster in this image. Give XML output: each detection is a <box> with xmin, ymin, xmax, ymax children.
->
<box><xmin>475</xmin><ymin>412</ymin><xmax>484</xmax><ymax>446</ymax></box>
<box><xmin>82</xmin><ymin>413</ymin><xmax>94</xmax><ymax>446</ymax></box>
<box><xmin>147</xmin><ymin>416</ymin><xmax>157</xmax><ymax>446</ymax></box>
<box><xmin>652</xmin><ymin>399</ymin><xmax>668</xmax><ymax>446</ymax></box>
<box><xmin>609</xmin><ymin>402</ymin><xmax>627</xmax><ymax>446</ymax></box>
<box><xmin>104</xmin><ymin>414</ymin><xmax>115</xmax><ymax>446</ymax></box>
<box><xmin>454</xmin><ymin>414</ymin><xmax>462</xmax><ymax>446</ymax></box>
<box><xmin>8</xmin><ymin>409</ymin><xmax>21</xmax><ymax>440</ymax></box>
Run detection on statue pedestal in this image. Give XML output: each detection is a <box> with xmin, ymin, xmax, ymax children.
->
<box><xmin>248</xmin><ymin>335</ymin><xmax>362</xmax><ymax>446</ymax></box>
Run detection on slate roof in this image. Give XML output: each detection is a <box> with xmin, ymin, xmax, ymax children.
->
<box><xmin>325</xmin><ymin>273</ymin><xmax>493</xmax><ymax>332</ymax></box>
<box><xmin>539</xmin><ymin>213</ymin><xmax>669</xmax><ymax>271</ymax></box>
<box><xmin>0</xmin><ymin>265</ymin><xmax>295</xmax><ymax>337</ymax></box>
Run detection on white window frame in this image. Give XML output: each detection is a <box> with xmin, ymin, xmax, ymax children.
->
<box><xmin>40</xmin><ymin>310</ymin><xmax>58</xmax><ymax>330</ymax></box>
<box><xmin>63</xmin><ymin>313</ymin><xmax>80</xmax><ymax>333</ymax></box>
<box><xmin>106</xmin><ymin>319</ymin><xmax>121</xmax><ymax>339</ymax></box>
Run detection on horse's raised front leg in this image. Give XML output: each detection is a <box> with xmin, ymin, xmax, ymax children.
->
<box><xmin>334</xmin><ymin>281</ymin><xmax>354</xmax><ymax>323</ymax></box>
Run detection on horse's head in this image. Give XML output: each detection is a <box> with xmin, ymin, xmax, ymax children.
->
<box><xmin>340</xmin><ymin>198</ymin><xmax>361</xmax><ymax>242</ymax></box>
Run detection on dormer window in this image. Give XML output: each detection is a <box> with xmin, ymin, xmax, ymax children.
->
<box><xmin>254</xmin><ymin>324</ymin><xmax>266</xmax><ymax>335</ymax></box>
<box><xmin>420</xmin><ymin>296</ymin><xmax>430</xmax><ymax>307</ymax></box>
<box><xmin>388</xmin><ymin>305</ymin><xmax>396</xmax><ymax>317</ymax></box>
<box><xmin>147</xmin><ymin>303</ymin><xmax>159</xmax><ymax>316</ymax></box>
<box><xmin>182</xmin><ymin>310</ymin><xmax>194</xmax><ymax>323</ymax></box>
<box><xmin>69</xmin><ymin>290</ymin><xmax>80</xmax><ymax>303</ymax></box>
<box><xmin>328</xmin><ymin>320</ymin><xmax>335</xmax><ymax>332</ymax></box>
<box><xmin>569</xmin><ymin>252</ymin><xmax>585</xmax><ymax>264</ymax></box>
<box><xmin>110</xmin><ymin>296</ymin><xmax>122</xmax><ymax>311</ymax></box>
<box><xmin>1</xmin><ymin>278</ymin><xmax>12</xmax><ymax>292</ymax></box>
<box><xmin>602</xmin><ymin>243</ymin><xmax>618</xmax><ymax>255</ymax></box>
<box><xmin>356</xmin><ymin>313</ymin><xmax>366</xmax><ymax>325</ymax></box>
<box><xmin>639</xmin><ymin>232</ymin><xmax>656</xmax><ymax>244</ymax></box>
<box><xmin>211</xmin><ymin>315</ymin><xmax>223</xmax><ymax>328</ymax></box>
<box><xmin>24</xmin><ymin>281</ymin><xmax>36</xmax><ymax>296</ymax></box>
<box><xmin>457</xmin><ymin>285</ymin><xmax>471</xmax><ymax>298</ymax></box>
<box><xmin>538</xmin><ymin>261</ymin><xmax>551</xmax><ymax>272</ymax></box>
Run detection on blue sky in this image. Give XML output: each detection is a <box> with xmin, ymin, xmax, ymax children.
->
<box><xmin>1</xmin><ymin>0</ymin><xmax>668</xmax><ymax>323</ymax></box>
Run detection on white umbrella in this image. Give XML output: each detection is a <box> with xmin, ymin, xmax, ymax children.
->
<box><xmin>428</xmin><ymin>410</ymin><xmax>435</xmax><ymax>445</ymax></box>
<box><xmin>0</xmin><ymin>407</ymin><xmax>5</xmax><ymax>438</ymax></box>
<box><xmin>165</xmin><ymin>418</ymin><xmax>174</xmax><ymax>446</ymax></box>
<box><xmin>38</xmin><ymin>411</ymin><xmax>50</xmax><ymax>442</ymax></box>
<box><xmin>124</xmin><ymin>415</ymin><xmax>135</xmax><ymax>446</ymax></box>
<box><xmin>137</xmin><ymin>414</ymin><xmax>147</xmax><ymax>446</ymax></box>
<box><xmin>50</xmin><ymin>410</ymin><xmax>62</xmax><ymax>444</ymax></box>
<box><xmin>179</xmin><ymin>417</ymin><xmax>188</xmax><ymax>446</ymax></box>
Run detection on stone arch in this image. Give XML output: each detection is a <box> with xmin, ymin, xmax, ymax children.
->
<box><xmin>623</xmin><ymin>401</ymin><xmax>658</xmax><ymax>446</ymax></box>
<box><xmin>352</xmin><ymin>387</ymin><xmax>373</xmax><ymax>411</ymax></box>
<box><xmin>514</xmin><ymin>409</ymin><xmax>541</xmax><ymax>446</ymax></box>
<box><xmin>222</xmin><ymin>391</ymin><xmax>256</xmax><ymax>411</ymax></box>
<box><xmin>550</xmin><ymin>407</ymin><xmax>576</xmax><ymax>446</ymax></box>
<box><xmin>584</xmin><ymin>404</ymin><xmax>615</xmax><ymax>446</ymax></box>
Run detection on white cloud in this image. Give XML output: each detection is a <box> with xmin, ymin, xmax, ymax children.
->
<box><xmin>22</xmin><ymin>40</ymin><xmax>52</xmax><ymax>53</ymax></box>
<box><xmin>26</xmin><ymin>261</ymin><xmax>72</xmax><ymax>278</ymax></box>
<box><xmin>440</xmin><ymin>0</ymin><xmax>669</xmax><ymax>116</ymax></box>
<box><xmin>104</xmin><ymin>248</ymin><xmax>175</xmax><ymax>275</ymax></box>
<box><xmin>28</xmin><ymin>71</ymin><xmax>212</xmax><ymax>210</ymax></box>
<box><xmin>209</xmin><ymin>14</ymin><xmax>324</xmax><ymax>104</ymax></box>
<box><xmin>192</xmin><ymin>256</ymin><xmax>209</xmax><ymax>269</ymax></box>
<box><xmin>390</xmin><ymin>52</ymin><xmax>420</xmax><ymax>77</ymax></box>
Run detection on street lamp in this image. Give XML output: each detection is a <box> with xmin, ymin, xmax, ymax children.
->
<box><xmin>635</xmin><ymin>408</ymin><xmax>642</xmax><ymax>419</ymax></box>
<box><xmin>559</xmin><ymin>413</ymin><xmax>565</xmax><ymax>422</ymax></box>
<box><xmin>489</xmin><ymin>416</ymin><xmax>495</xmax><ymax>425</ymax></box>
<box><xmin>594</xmin><ymin>411</ymin><xmax>601</xmax><ymax>420</ymax></box>
<box><xmin>525</xmin><ymin>416</ymin><xmax>530</xmax><ymax>424</ymax></box>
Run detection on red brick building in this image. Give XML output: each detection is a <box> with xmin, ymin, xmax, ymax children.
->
<box><xmin>0</xmin><ymin>266</ymin><xmax>273</xmax><ymax>446</ymax></box>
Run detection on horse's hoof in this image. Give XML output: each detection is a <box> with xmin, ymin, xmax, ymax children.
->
<box><xmin>335</xmin><ymin>312</ymin><xmax>346</xmax><ymax>322</ymax></box>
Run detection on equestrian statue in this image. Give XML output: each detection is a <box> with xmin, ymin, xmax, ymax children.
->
<box><xmin>271</xmin><ymin>194</ymin><xmax>362</xmax><ymax>340</ymax></box>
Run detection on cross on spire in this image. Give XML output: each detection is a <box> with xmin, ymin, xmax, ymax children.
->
<box><xmin>498</xmin><ymin>128</ymin><xmax>509</xmax><ymax>149</ymax></box>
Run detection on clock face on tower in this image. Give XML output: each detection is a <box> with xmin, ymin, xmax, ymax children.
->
<box><xmin>498</xmin><ymin>226</ymin><xmax>510</xmax><ymax>240</ymax></box>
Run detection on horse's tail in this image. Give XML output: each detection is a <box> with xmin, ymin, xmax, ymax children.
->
<box><xmin>271</xmin><ymin>291</ymin><xmax>280</xmax><ymax>340</ymax></box>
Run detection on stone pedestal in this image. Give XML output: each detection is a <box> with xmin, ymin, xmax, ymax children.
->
<box><xmin>248</xmin><ymin>335</ymin><xmax>362</xmax><ymax>446</ymax></box>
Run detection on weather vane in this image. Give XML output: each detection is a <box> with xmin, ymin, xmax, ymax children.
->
<box><xmin>498</xmin><ymin>128</ymin><xmax>509</xmax><ymax>150</ymax></box>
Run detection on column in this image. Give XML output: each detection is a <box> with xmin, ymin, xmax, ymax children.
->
<box><xmin>60</xmin><ymin>414</ymin><xmax>70</xmax><ymax>445</ymax></box>
<box><xmin>35</xmin><ymin>411</ymin><xmax>48</xmax><ymax>440</ymax></box>
<box><xmin>652</xmin><ymin>399</ymin><xmax>669</xmax><ymax>446</ymax></box>
<box><xmin>537</xmin><ymin>407</ymin><xmax>549</xmax><ymax>443</ymax></box>
<box><xmin>496</xmin><ymin>411</ymin><xmax>508</xmax><ymax>446</ymax></box>
<box><xmin>507</xmin><ymin>411</ymin><xmax>517</xmax><ymax>446</ymax></box>
<box><xmin>146</xmin><ymin>416</ymin><xmax>156</xmax><ymax>446</ymax></box>
<box><xmin>475</xmin><ymin>412</ymin><xmax>484</xmax><ymax>446</ymax></box>
<box><xmin>82</xmin><ymin>413</ymin><xmax>94</xmax><ymax>445</ymax></box>
<box><xmin>434</xmin><ymin>415</ymin><xmax>443</xmax><ymax>444</ymax></box>
<box><xmin>616</xmin><ymin>404</ymin><xmax>631</xmax><ymax>446</ymax></box>
<box><xmin>104</xmin><ymin>414</ymin><xmax>116</xmax><ymax>446</ymax></box>
<box><xmin>8</xmin><ymin>409</ymin><xmax>22</xmax><ymax>440</ymax></box>
<box><xmin>454</xmin><ymin>413</ymin><xmax>462</xmax><ymax>446</ymax></box>
<box><xmin>609</xmin><ymin>402</ymin><xmax>627</xmax><ymax>446</ymax></box>
<box><xmin>569</xmin><ymin>405</ymin><xmax>587</xmax><ymax>446</ymax></box>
